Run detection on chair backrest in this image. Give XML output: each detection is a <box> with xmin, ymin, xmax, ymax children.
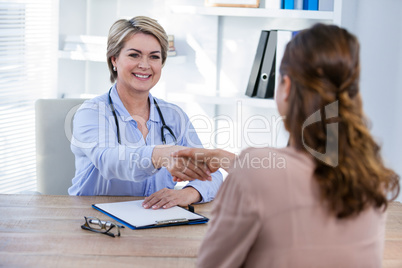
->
<box><xmin>35</xmin><ymin>98</ymin><xmax>86</xmax><ymax>195</ymax></box>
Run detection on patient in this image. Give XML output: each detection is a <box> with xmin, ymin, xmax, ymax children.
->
<box><xmin>174</xmin><ymin>23</ymin><xmax>400</xmax><ymax>267</ymax></box>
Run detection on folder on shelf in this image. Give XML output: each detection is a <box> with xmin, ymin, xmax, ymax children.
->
<box><xmin>246</xmin><ymin>30</ymin><xmax>295</xmax><ymax>99</ymax></box>
<box><xmin>92</xmin><ymin>200</ymin><xmax>208</xmax><ymax>230</ymax></box>
<box><xmin>256</xmin><ymin>31</ymin><xmax>277</xmax><ymax>99</ymax></box>
<box><xmin>282</xmin><ymin>0</ymin><xmax>294</xmax><ymax>9</ymax></box>
<box><xmin>245</xmin><ymin>31</ymin><xmax>269</xmax><ymax>97</ymax></box>
<box><xmin>303</xmin><ymin>0</ymin><xmax>318</xmax><ymax>10</ymax></box>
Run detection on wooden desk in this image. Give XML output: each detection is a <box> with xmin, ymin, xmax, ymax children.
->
<box><xmin>0</xmin><ymin>195</ymin><xmax>401</xmax><ymax>267</ymax></box>
<box><xmin>0</xmin><ymin>195</ymin><xmax>213</xmax><ymax>267</ymax></box>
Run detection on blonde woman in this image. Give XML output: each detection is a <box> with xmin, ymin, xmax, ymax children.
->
<box><xmin>69</xmin><ymin>16</ymin><xmax>222</xmax><ymax>209</ymax></box>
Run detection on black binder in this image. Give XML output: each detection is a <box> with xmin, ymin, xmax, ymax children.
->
<box><xmin>245</xmin><ymin>31</ymin><xmax>269</xmax><ymax>97</ymax></box>
<box><xmin>256</xmin><ymin>30</ymin><xmax>277</xmax><ymax>99</ymax></box>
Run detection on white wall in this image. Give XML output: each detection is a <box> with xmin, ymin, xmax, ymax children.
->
<box><xmin>341</xmin><ymin>0</ymin><xmax>402</xmax><ymax>202</ymax></box>
<box><xmin>58</xmin><ymin>0</ymin><xmax>215</xmax><ymax>97</ymax></box>
<box><xmin>58</xmin><ymin>0</ymin><xmax>402</xmax><ymax>200</ymax></box>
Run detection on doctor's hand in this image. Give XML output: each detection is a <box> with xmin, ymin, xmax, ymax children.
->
<box><xmin>142</xmin><ymin>187</ymin><xmax>201</xmax><ymax>209</ymax></box>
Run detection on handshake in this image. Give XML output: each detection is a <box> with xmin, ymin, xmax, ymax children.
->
<box><xmin>152</xmin><ymin>146</ymin><xmax>236</xmax><ymax>182</ymax></box>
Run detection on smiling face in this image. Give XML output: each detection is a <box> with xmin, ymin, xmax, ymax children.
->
<box><xmin>112</xmin><ymin>32</ymin><xmax>163</xmax><ymax>95</ymax></box>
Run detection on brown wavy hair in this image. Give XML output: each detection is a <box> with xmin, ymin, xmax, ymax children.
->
<box><xmin>280</xmin><ymin>23</ymin><xmax>400</xmax><ymax>219</ymax></box>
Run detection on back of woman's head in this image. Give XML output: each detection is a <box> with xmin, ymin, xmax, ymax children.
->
<box><xmin>280</xmin><ymin>23</ymin><xmax>399</xmax><ymax>218</ymax></box>
<box><xmin>106</xmin><ymin>16</ymin><xmax>168</xmax><ymax>83</ymax></box>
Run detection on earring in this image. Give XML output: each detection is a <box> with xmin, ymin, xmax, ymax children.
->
<box><xmin>113</xmin><ymin>66</ymin><xmax>116</xmax><ymax>72</ymax></box>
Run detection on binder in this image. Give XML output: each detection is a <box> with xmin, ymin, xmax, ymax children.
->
<box><xmin>256</xmin><ymin>31</ymin><xmax>277</xmax><ymax>99</ymax></box>
<box><xmin>92</xmin><ymin>200</ymin><xmax>209</xmax><ymax>229</ymax></box>
<box><xmin>303</xmin><ymin>0</ymin><xmax>318</xmax><ymax>10</ymax></box>
<box><xmin>282</xmin><ymin>0</ymin><xmax>294</xmax><ymax>9</ymax></box>
<box><xmin>245</xmin><ymin>31</ymin><xmax>269</xmax><ymax>97</ymax></box>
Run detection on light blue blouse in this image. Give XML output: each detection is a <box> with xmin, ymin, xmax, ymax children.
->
<box><xmin>68</xmin><ymin>84</ymin><xmax>222</xmax><ymax>202</ymax></box>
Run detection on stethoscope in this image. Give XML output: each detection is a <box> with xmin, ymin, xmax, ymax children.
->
<box><xmin>108</xmin><ymin>88</ymin><xmax>177</xmax><ymax>145</ymax></box>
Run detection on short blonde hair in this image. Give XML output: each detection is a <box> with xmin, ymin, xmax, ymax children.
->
<box><xmin>106</xmin><ymin>16</ymin><xmax>168</xmax><ymax>83</ymax></box>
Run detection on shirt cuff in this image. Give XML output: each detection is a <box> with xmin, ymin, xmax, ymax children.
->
<box><xmin>184</xmin><ymin>183</ymin><xmax>207</xmax><ymax>203</ymax></box>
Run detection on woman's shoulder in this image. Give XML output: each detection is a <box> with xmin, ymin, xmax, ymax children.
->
<box><xmin>73</xmin><ymin>92</ymin><xmax>110</xmax><ymax>122</ymax></box>
<box><xmin>78</xmin><ymin>92</ymin><xmax>109</xmax><ymax>109</ymax></box>
<box><xmin>86</xmin><ymin>92</ymin><xmax>109</xmax><ymax>105</ymax></box>
<box><xmin>227</xmin><ymin>147</ymin><xmax>316</xmax><ymax>211</ymax></box>
<box><xmin>230</xmin><ymin>146</ymin><xmax>315</xmax><ymax>189</ymax></box>
<box><xmin>236</xmin><ymin>146</ymin><xmax>312</xmax><ymax>169</ymax></box>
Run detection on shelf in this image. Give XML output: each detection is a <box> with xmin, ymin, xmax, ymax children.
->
<box><xmin>170</xmin><ymin>5</ymin><xmax>334</xmax><ymax>30</ymax></box>
<box><xmin>167</xmin><ymin>92</ymin><xmax>277</xmax><ymax>109</ymax></box>
<box><xmin>58</xmin><ymin>50</ymin><xmax>106</xmax><ymax>62</ymax></box>
<box><xmin>170</xmin><ymin>5</ymin><xmax>334</xmax><ymax>27</ymax></box>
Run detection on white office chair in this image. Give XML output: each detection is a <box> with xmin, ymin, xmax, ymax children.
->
<box><xmin>35</xmin><ymin>98</ymin><xmax>86</xmax><ymax>195</ymax></box>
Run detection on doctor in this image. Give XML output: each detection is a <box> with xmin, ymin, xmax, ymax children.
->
<box><xmin>68</xmin><ymin>16</ymin><xmax>222</xmax><ymax>209</ymax></box>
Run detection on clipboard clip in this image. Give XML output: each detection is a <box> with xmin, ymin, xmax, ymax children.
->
<box><xmin>155</xmin><ymin>218</ymin><xmax>188</xmax><ymax>226</ymax></box>
<box><xmin>188</xmin><ymin>205</ymin><xmax>194</xmax><ymax>213</ymax></box>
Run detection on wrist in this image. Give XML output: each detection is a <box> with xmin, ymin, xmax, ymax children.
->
<box><xmin>215</xmin><ymin>149</ymin><xmax>236</xmax><ymax>172</ymax></box>
<box><xmin>182</xmin><ymin>186</ymin><xmax>202</xmax><ymax>204</ymax></box>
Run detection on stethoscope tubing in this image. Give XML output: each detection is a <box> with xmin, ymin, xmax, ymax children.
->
<box><xmin>108</xmin><ymin>87</ymin><xmax>176</xmax><ymax>145</ymax></box>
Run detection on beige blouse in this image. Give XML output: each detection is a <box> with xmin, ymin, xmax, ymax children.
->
<box><xmin>197</xmin><ymin>147</ymin><xmax>386</xmax><ymax>268</ymax></box>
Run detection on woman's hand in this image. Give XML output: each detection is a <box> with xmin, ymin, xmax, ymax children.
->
<box><xmin>142</xmin><ymin>187</ymin><xmax>201</xmax><ymax>209</ymax></box>
<box><xmin>172</xmin><ymin>148</ymin><xmax>236</xmax><ymax>178</ymax></box>
<box><xmin>166</xmin><ymin>155</ymin><xmax>212</xmax><ymax>182</ymax></box>
<box><xmin>152</xmin><ymin>145</ymin><xmax>212</xmax><ymax>182</ymax></box>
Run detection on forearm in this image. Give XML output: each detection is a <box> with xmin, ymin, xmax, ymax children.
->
<box><xmin>77</xmin><ymin>144</ymin><xmax>157</xmax><ymax>182</ymax></box>
<box><xmin>213</xmin><ymin>149</ymin><xmax>236</xmax><ymax>172</ymax></box>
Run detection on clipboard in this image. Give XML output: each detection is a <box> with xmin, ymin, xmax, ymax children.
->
<box><xmin>92</xmin><ymin>200</ymin><xmax>209</xmax><ymax>229</ymax></box>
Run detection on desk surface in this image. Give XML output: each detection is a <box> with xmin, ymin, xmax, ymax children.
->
<box><xmin>0</xmin><ymin>195</ymin><xmax>401</xmax><ymax>268</ymax></box>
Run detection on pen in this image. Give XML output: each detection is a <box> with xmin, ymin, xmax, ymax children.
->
<box><xmin>89</xmin><ymin>219</ymin><xmax>125</xmax><ymax>229</ymax></box>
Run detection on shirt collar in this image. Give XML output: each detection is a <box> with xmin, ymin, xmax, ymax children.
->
<box><xmin>109</xmin><ymin>84</ymin><xmax>161</xmax><ymax>123</ymax></box>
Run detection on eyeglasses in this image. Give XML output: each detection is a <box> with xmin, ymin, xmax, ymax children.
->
<box><xmin>81</xmin><ymin>216</ymin><xmax>124</xmax><ymax>237</ymax></box>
